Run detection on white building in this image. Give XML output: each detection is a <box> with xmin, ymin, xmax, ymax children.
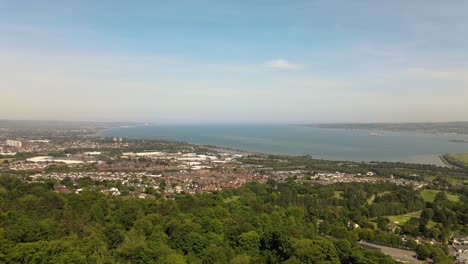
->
<box><xmin>27</xmin><ymin>156</ymin><xmax>84</xmax><ymax>164</ymax></box>
<box><xmin>0</xmin><ymin>152</ymin><xmax>16</xmax><ymax>156</ymax></box>
<box><xmin>6</xmin><ymin>140</ymin><xmax>22</xmax><ymax>147</ymax></box>
<box><xmin>84</xmin><ymin>151</ymin><xmax>102</xmax><ymax>155</ymax></box>
<box><xmin>123</xmin><ymin>151</ymin><xmax>163</xmax><ymax>157</ymax></box>
<box><xmin>29</xmin><ymin>139</ymin><xmax>51</xmax><ymax>143</ymax></box>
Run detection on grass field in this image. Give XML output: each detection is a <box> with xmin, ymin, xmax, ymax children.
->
<box><xmin>385</xmin><ymin>212</ymin><xmax>438</xmax><ymax>228</ymax></box>
<box><xmin>383</xmin><ymin>212</ymin><xmax>439</xmax><ymax>227</ymax></box>
<box><xmin>387</xmin><ymin>211</ymin><xmax>421</xmax><ymax>224</ymax></box>
<box><xmin>424</xmin><ymin>175</ymin><xmax>436</xmax><ymax>182</ymax></box>
<box><xmin>445</xmin><ymin>153</ymin><xmax>468</xmax><ymax>168</ymax></box>
<box><xmin>0</xmin><ymin>158</ymin><xmax>14</xmax><ymax>163</ymax></box>
<box><xmin>424</xmin><ymin>174</ymin><xmax>468</xmax><ymax>186</ymax></box>
<box><xmin>420</xmin><ymin>189</ymin><xmax>460</xmax><ymax>203</ymax></box>
<box><xmin>367</xmin><ymin>191</ymin><xmax>391</xmax><ymax>204</ymax></box>
<box><xmin>447</xmin><ymin>178</ymin><xmax>468</xmax><ymax>185</ymax></box>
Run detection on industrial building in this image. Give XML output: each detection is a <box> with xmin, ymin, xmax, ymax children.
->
<box><xmin>6</xmin><ymin>139</ymin><xmax>22</xmax><ymax>147</ymax></box>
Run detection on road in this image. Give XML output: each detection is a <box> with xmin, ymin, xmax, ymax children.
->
<box><xmin>358</xmin><ymin>241</ymin><xmax>423</xmax><ymax>263</ymax></box>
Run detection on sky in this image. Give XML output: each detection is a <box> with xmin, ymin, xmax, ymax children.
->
<box><xmin>0</xmin><ymin>0</ymin><xmax>467</xmax><ymax>124</ymax></box>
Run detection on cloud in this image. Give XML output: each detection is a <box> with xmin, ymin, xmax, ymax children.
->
<box><xmin>266</xmin><ymin>59</ymin><xmax>300</xmax><ymax>70</ymax></box>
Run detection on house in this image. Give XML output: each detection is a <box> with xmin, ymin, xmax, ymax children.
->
<box><xmin>54</xmin><ymin>184</ymin><xmax>70</xmax><ymax>194</ymax></box>
<box><xmin>101</xmin><ymin>187</ymin><xmax>121</xmax><ymax>196</ymax></box>
<box><xmin>451</xmin><ymin>244</ymin><xmax>468</xmax><ymax>264</ymax></box>
<box><xmin>459</xmin><ymin>251</ymin><xmax>468</xmax><ymax>264</ymax></box>
<box><xmin>84</xmin><ymin>151</ymin><xmax>101</xmax><ymax>156</ymax></box>
<box><xmin>452</xmin><ymin>234</ymin><xmax>468</xmax><ymax>245</ymax></box>
<box><xmin>138</xmin><ymin>193</ymin><xmax>156</xmax><ymax>199</ymax></box>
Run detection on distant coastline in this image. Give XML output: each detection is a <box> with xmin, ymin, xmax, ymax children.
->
<box><xmin>96</xmin><ymin>124</ymin><xmax>468</xmax><ymax>166</ymax></box>
<box><xmin>450</xmin><ymin>139</ymin><xmax>468</xmax><ymax>143</ymax></box>
<box><xmin>303</xmin><ymin>121</ymin><xmax>468</xmax><ymax>135</ymax></box>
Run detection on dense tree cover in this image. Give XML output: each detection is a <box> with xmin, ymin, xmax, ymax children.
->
<box><xmin>1</xmin><ymin>175</ymin><xmax>465</xmax><ymax>263</ymax></box>
<box><xmin>415</xmin><ymin>243</ymin><xmax>452</xmax><ymax>263</ymax></box>
<box><xmin>368</xmin><ymin>189</ymin><xmax>425</xmax><ymax>217</ymax></box>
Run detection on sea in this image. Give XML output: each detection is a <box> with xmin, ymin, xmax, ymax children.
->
<box><xmin>97</xmin><ymin>124</ymin><xmax>468</xmax><ymax>166</ymax></box>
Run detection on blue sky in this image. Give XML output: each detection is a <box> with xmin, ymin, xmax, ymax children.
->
<box><xmin>1</xmin><ymin>0</ymin><xmax>467</xmax><ymax>123</ymax></box>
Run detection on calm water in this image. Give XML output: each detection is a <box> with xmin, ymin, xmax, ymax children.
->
<box><xmin>98</xmin><ymin>125</ymin><xmax>468</xmax><ymax>166</ymax></box>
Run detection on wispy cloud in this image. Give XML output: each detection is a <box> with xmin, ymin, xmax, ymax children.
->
<box><xmin>266</xmin><ymin>59</ymin><xmax>300</xmax><ymax>70</ymax></box>
<box><xmin>404</xmin><ymin>67</ymin><xmax>468</xmax><ymax>82</ymax></box>
<box><xmin>2</xmin><ymin>48</ymin><xmax>467</xmax><ymax>122</ymax></box>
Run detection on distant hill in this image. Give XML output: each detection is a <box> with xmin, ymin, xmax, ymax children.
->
<box><xmin>305</xmin><ymin>122</ymin><xmax>468</xmax><ymax>135</ymax></box>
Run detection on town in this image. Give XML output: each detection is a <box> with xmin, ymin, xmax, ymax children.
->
<box><xmin>1</xmin><ymin>136</ymin><xmax>428</xmax><ymax>198</ymax></box>
<box><xmin>0</xmin><ymin>127</ymin><xmax>467</xmax><ymax>263</ymax></box>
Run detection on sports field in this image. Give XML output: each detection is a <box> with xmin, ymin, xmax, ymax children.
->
<box><xmin>387</xmin><ymin>211</ymin><xmax>421</xmax><ymax>224</ymax></box>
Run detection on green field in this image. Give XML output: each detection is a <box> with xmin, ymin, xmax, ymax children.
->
<box><xmin>424</xmin><ymin>175</ymin><xmax>436</xmax><ymax>182</ymax></box>
<box><xmin>367</xmin><ymin>191</ymin><xmax>391</xmax><ymax>204</ymax></box>
<box><xmin>444</xmin><ymin>153</ymin><xmax>468</xmax><ymax>168</ymax></box>
<box><xmin>0</xmin><ymin>158</ymin><xmax>14</xmax><ymax>163</ymax></box>
<box><xmin>385</xmin><ymin>211</ymin><xmax>437</xmax><ymax>228</ymax></box>
<box><xmin>387</xmin><ymin>211</ymin><xmax>421</xmax><ymax>224</ymax></box>
<box><xmin>420</xmin><ymin>189</ymin><xmax>460</xmax><ymax>203</ymax></box>
<box><xmin>424</xmin><ymin>174</ymin><xmax>468</xmax><ymax>186</ymax></box>
<box><xmin>447</xmin><ymin>178</ymin><xmax>468</xmax><ymax>185</ymax></box>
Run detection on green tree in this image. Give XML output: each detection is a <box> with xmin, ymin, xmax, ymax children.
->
<box><xmin>238</xmin><ymin>231</ymin><xmax>260</xmax><ymax>256</ymax></box>
<box><xmin>402</xmin><ymin>217</ymin><xmax>420</xmax><ymax>236</ymax></box>
<box><xmin>161</xmin><ymin>253</ymin><xmax>185</xmax><ymax>264</ymax></box>
<box><xmin>231</xmin><ymin>255</ymin><xmax>251</xmax><ymax>264</ymax></box>
<box><xmin>117</xmin><ymin>229</ymin><xmax>147</xmax><ymax>261</ymax></box>
<box><xmin>290</xmin><ymin>238</ymin><xmax>340</xmax><ymax>264</ymax></box>
<box><xmin>415</xmin><ymin>244</ymin><xmax>431</xmax><ymax>260</ymax></box>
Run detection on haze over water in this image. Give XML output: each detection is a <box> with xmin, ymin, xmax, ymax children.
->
<box><xmin>98</xmin><ymin>125</ymin><xmax>468</xmax><ymax>166</ymax></box>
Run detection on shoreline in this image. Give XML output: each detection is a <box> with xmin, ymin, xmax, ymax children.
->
<box><xmin>450</xmin><ymin>139</ymin><xmax>468</xmax><ymax>144</ymax></box>
<box><xmin>438</xmin><ymin>155</ymin><xmax>458</xmax><ymax>168</ymax></box>
<box><xmin>304</xmin><ymin>124</ymin><xmax>468</xmax><ymax>136</ymax></box>
<box><xmin>96</xmin><ymin>127</ymin><xmax>454</xmax><ymax>167</ymax></box>
<box><xmin>440</xmin><ymin>153</ymin><xmax>468</xmax><ymax>169</ymax></box>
